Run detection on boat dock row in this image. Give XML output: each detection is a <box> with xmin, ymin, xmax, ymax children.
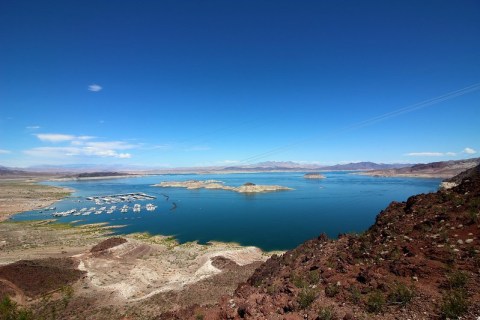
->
<box><xmin>52</xmin><ymin>203</ymin><xmax>158</xmax><ymax>217</ymax></box>
<box><xmin>85</xmin><ymin>192</ymin><xmax>156</xmax><ymax>205</ymax></box>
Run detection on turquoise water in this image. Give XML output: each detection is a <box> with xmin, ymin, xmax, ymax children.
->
<box><xmin>11</xmin><ymin>172</ymin><xmax>441</xmax><ymax>251</ymax></box>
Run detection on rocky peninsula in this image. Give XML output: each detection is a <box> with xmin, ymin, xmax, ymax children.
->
<box><xmin>154</xmin><ymin>180</ymin><xmax>292</xmax><ymax>193</ymax></box>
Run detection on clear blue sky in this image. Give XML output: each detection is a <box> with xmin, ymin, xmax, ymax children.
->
<box><xmin>1</xmin><ymin>0</ymin><xmax>479</xmax><ymax>168</ymax></box>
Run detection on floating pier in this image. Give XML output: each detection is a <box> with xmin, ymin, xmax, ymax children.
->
<box><xmin>86</xmin><ymin>192</ymin><xmax>156</xmax><ymax>204</ymax></box>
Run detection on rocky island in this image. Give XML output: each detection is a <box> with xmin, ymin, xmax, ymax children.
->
<box><xmin>303</xmin><ymin>173</ymin><xmax>326</xmax><ymax>179</ymax></box>
<box><xmin>154</xmin><ymin>180</ymin><xmax>292</xmax><ymax>193</ymax></box>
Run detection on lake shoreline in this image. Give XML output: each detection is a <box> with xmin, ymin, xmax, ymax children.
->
<box><xmin>0</xmin><ymin>178</ymin><xmax>74</xmax><ymax>222</ymax></box>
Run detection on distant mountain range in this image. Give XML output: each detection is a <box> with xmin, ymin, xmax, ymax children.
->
<box><xmin>219</xmin><ymin>161</ymin><xmax>411</xmax><ymax>172</ymax></box>
<box><xmin>0</xmin><ymin>161</ymin><xmax>411</xmax><ymax>175</ymax></box>
<box><xmin>1</xmin><ymin>159</ymin><xmax>478</xmax><ymax>178</ymax></box>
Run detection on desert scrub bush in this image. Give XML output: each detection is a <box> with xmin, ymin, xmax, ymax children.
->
<box><xmin>445</xmin><ymin>271</ymin><xmax>468</xmax><ymax>289</ymax></box>
<box><xmin>308</xmin><ymin>269</ymin><xmax>320</xmax><ymax>284</ymax></box>
<box><xmin>298</xmin><ymin>287</ymin><xmax>316</xmax><ymax>309</ymax></box>
<box><xmin>440</xmin><ymin>289</ymin><xmax>468</xmax><ymax>319</ymax></box>
<box><xmin>388</xmin><ymin>282</ymin><xmax>415</xmax><ymax>307</ymax></box>
<box><xmin>61</xmin><ymin>285</ymin><xmax>74</xmax><ymax>307</ymax></box>
<box><xmin>466</xmin><ymin>208</ymin><xmax>479</xmax><ymax>224</ymax></box>
<box><xmin>0</xmin><ymin>295</ymin><xmax>33</xmax><ymax>320</ymax></box>
<box><xmin>292</xmin><ymin>273</ymin><xmax>307</xmax><ymax>288</ymax></box>
<box><xmin>366</xmin><ymin>291</ymin><xmax>386</xmax><ymax>313</ymax></box>
<box><xmin>324</xmin><ymin>283</ymin><xmax>339</xmax><ymax>297</ymax></box>
<box><xmin>317</xmin><ymin>305</ymin><xmax>338</xmax><ymax>320</ymax></box>
<box><xmin>195</xmin><ymin>314</ymin><xmax>205</xmax><ymax>320</ymax></box>
<box><xmin>349</xmin><ymin>285</ymin><xmax>361</xmax><ymax>304</ymax></box>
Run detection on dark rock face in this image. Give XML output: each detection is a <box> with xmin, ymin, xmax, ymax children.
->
<box><xmin>0</xmin><ymin>258</ymin><xmax>85</xmax><ymax>298</ymax></box>
<box><xmin>166</xmin><ymin>165</ymin><xmax>480</xmax><ymax>319</ymax></box>
<box><xmin>90</xmin><ymin>237</ymin><xmax>127</xmax><ymax>253</ymax></box>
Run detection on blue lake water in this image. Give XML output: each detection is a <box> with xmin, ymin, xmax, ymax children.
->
<box><xmin>11</xmin><ymin>172</ymin><xmax>441</xmax><ymax>251</ymax></box>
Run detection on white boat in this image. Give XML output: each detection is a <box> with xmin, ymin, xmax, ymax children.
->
<box><xmin>80</xmin><ymin>208</ymin><xmax>87</xmax><ymax>212</ymax></box>
<box><xmin>133</xmin><ymin>204</ymin><xmax>141</xmax><ymax>212</ymax></box>
<box><xmin>82</xmin><ymin>211</ymin><xmax>91</xmax><ymax>216</ymax></box>
<box><xmin>106</xmin><ymin>209</ymin><xmax>114</xmax><ymax>214</ymax></box>
<box><xmin>146</xmin><ymin>203</ymin><xmax>157</xmax><ymax>211</ymax></box>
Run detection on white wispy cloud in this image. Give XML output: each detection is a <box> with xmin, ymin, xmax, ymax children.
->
<box><xmin>406</xmin><ymin>147</ymin><xmax>477</xmax><ymax>157</ymax></box>
<box><xmin>35</xmin><ymin>134</ymin><xmax>96</xmax><ymax>143</ymax></box>
<box><xmin>0</xmin><ymin>149</ymin><xmax>11</xmax><ymax>154</ymax></box>
<box><xmin>463</xmin><ymin>147</ymin><xmax>477</xmax><ymax>154</ymax></box>
<box><xmin>26</xmin><ymin>125</ymin><xmax>40</xmax><ymax>130</ymax></box>
<box><xmin>35</xmin><ymin>133</ymin><xmax>77</xmax><ymax>142</ymax></box>
<box><xmin>24</xmin><ymin>146</ymin><xmax>133</xmax><ymax>159</ymax></box>
<box><xmin>88</xmin><ymin>84</ymin><xmax>102</xmax><ymax>92</ymax></box>
<box><xmin>28</xmin><ymin>133</ymin><xmax>137</xmax><ymax>159</ymax></box>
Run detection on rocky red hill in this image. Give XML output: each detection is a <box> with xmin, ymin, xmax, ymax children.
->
<box><xmin>167</xmin><ymin>165</ymin><xmax>480</xmax><ymax>319</ymax></box>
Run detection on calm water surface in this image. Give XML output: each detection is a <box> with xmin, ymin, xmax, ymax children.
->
<box><xmin>12</xmin><ymin>172</ymin><xmax>441</xmax><ymax>251</ymax></box>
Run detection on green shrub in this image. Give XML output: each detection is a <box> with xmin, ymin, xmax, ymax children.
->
<box><xmin>440</xmin><ymin>290</ymin><xmax>468</xmax><ymax>319</ymax></box>
<box><xmin>298</xmin><ymin>287</ymin><xmax>316</xmax><ymax>309</ymax></box>
<box><xmin>349</xmin><ymin>286</ymin><xmax>361</xmax><ymax>304</ymax></box>
<box><xmin>308</xmin><ymin>270</ymin><xmax>320</xmax><ymax>284</ymax></box>
<box><xmin>446</xmin><ymin>271</ymin><xmax>468</xmax><ymax>289</ymax></box>
<box><xmin>0</xmin><ymin>296</ymin><xmax>33</xmax><ymax>320</ymax></box>
<box><xmin>318</xmin><ymin>305</ymin><xmax>337</xmax><ymax>320</ymax></box>
<box><xmin>292</xmin><ymin>274</ymin><xmax>307</xmax><ymax>288</ymax></box>
<box><xmin>195</xmin><ymin>314</ymin><xmax>205</xmax><ymax>320</ymax></box>
<box><xmin>366</xmin><ymin>291</ymin><xmax>385</xmax><ymax>313</ymax></box>
<box><xmin>325</xmin><ymin>284</ymin><xmax>339</xmax><ymax>297</ymax></box>
<box><xmin>388</xmin><ymin>282</ymin><xmax>415</xmax><ymax>307</ymax></box>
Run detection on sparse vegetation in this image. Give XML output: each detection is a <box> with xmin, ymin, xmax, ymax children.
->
<box><xmin>349</xmin><ymin>285</ymin><xmax>361</xmax><ymax>304</ymax></box>
<box><xmin>317</xmin><ymin>305</ymin><xmax>337</xmax><ymax>320</ymax></box>
<box><xmin>388</xmin><ymin>282</ymin><xmax>415</xmax><ymax>307</ymax></box>
<box><xmin>440</xmin><ymin>289</ymin><xmax>468</xmax><ymax>319</ymax></box>
<box><xmin>298</xmin><ymin>287</ymin><xmax>316</xmax><ymax>309</ymax></box>
<box><xmin>308</xmin><ymin>269</ymin><xmax>320</xmax><ymax>284</ymax></box>
<box><xmin>292</xmin><ymin>273</ymin><xmax>307</xmax><ymax>288</ymax></box>
<box><xmin>0</xmin><ymin>296</ymin><xmax>33</xmax><ymax>320</ymax></box>
<box><xmin>324</xmin><ymin>283</ymin><xmax>339</xmax><ymax>297</ymax></box>
<box><xmin>366</xmin><ymin>291</ymin><xmax>386</xmax><ymax>313</ymax></box>
<box><xmin>61</xmin><ymin>285</ymin><xmax>74</xmax><ymax>307</ymax></box>
<box><xmin>446</xmin><ymin>271</ymin><xmax>468</xmax><ymax>290</ymax></box>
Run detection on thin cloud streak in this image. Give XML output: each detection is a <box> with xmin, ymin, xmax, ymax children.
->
<box><xmin>35</xmin><ymin>133</ymin><xmax>76</xmax><ymax>142</ymax></box>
